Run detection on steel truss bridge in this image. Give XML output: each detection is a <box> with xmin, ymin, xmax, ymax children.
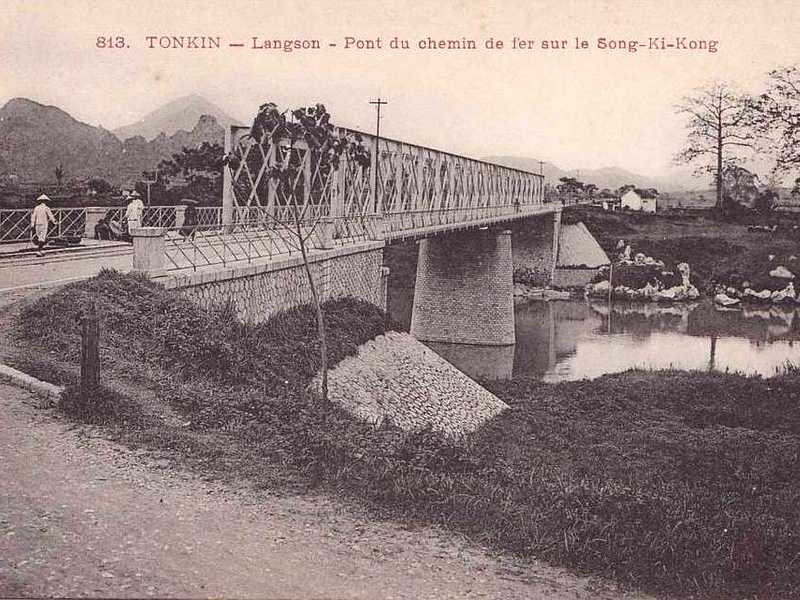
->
<box><xmin>223</xmin><ymin>124</ymin><xmax>552</xmax><ymax>242</ymax></box>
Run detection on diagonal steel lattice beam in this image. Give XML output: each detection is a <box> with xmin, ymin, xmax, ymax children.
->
<box><xmin>226</xmin><ymin>124</ymin><xmax>545</xmax><ymax>228</ymax></box>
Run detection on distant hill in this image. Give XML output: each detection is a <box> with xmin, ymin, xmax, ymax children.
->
<box><xmin>483</xmin><ymin>156</ymin><xmax>705</xmax><ymax>193</ymax></box>
<box><xmin>114</xmin><ymin>94</ymin><xmax>242</xmax><ymax>141</ymax></box>
<box><xmin>0</xmin><ymin>97</ymin><xmax>224</xmax><ymax>186</ymax></box>
<box><xmin>0</xmin><ymin>98</ymin><xmax>123</xmax><ymax>183</ymax></box>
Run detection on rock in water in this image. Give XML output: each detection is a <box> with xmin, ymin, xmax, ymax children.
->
<box><xmin>744</xmin><ymin>288</ymin><xmax>773</xmax><ymax>301</ymax></box>
<box><xmin>771</xmin><ymin>282</ymin><xmax>796</xmax><ymax>303</ymax></box>
<box><xmin>769</xmin><ymin>266</ymin><xmax>795</xmax><ymax>279</ymax></box>
<box><xmin>677</xmin><ymin>262</ymin><xmax>692</xmax><ymax>288</ymax></box>
<box><xmin>715</xmin><ymin>293</ymin><xmax>741</xmax><ymax>307</ymax></box>
<box><xmin>654</xmin><ymin>286</ymin><xmax>683</xmax><ymax>302</ymax></box>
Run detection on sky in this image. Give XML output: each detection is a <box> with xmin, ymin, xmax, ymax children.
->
<box><xmin>1</xmin><ymin>0</ymin><xmax>799</xmax><ymax>178</ymax></box>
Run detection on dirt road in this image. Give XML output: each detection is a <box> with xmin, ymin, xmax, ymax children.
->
<box><xmin>0</xmin><ymin>382</ymin><xmax>651</xmax><ymax>599</ymax></box>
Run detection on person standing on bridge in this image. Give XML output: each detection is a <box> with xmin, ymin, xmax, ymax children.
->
<box><xmin>125</xmin><ymin>191</ymin><xmax>145</xmax><ymax>241</ymax></box>
<box><xmin>30</xmin><ymin>194</ymin><xmax>56</xmax><ymax>257</ymax></box>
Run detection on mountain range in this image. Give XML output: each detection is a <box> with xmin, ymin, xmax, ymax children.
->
<box><xmin>0</xmin><ymin>97</ymin><xmax>228</xmax><ymax>187</ymax></box>
<box><xmin>113</xmin><ymin>94</ymin><xmax>242</xmax><ymax>141</ymax></box>
<box><xmin>482</xmin><ymin>156</ymin><xmax>704</xmax><ymax>193</ymax></box>
<box><xmin>0</xmin><ymin>95</ymin><xmax>705</xmax><ymax>192</ymax></box>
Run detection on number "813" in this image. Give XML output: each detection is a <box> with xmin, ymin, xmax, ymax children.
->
<box><xmin>96</xmin><ymin>36</ymin><xmax>127</xmax><ymax>48</ymax></box>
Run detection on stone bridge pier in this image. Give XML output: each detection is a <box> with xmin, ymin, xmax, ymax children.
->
<box><xmin>410</xmin><ymin>228</ymin><xmax>516</xmax><ymax>346</ymax></box>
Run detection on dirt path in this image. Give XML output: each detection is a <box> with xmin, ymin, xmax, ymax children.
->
<box><xmin>0</xmin><ymin>382</ymin><xmax>655</xmax><ymax>599</ymax></box>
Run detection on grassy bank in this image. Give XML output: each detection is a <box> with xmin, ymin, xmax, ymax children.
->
<box><xmin>7</xmin><ymin>270</ymin><xmax>800</xmax><ymax>598</ymax></box>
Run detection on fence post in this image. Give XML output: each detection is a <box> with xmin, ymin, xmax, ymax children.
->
<box><xmin>174</xmin><ymin>206</ymin><xmax>187</xmax><ymax>229</ymax></box>
<box><xmin>81</xmin><ymin>302</ymin><xmax>100</xmax><ymax>397</ymax></box>
<box><xmin>131</xmin><ymin>227</ymin><xmax>166</xmax><ymax>277</ymax></box>
<box><xmin>315</xmin><ymin>216</ymin><xmax>336</xmax><ymax>249</ymax></box>
<box><xmin>84</xmin><ymin>207</ymin><xmax>107</xmax><ymax>239</ymax></box>
<box><xmin>367</xmin><ymin>215</ymin><xmax>386</xmax><ymax>241</ymax></box>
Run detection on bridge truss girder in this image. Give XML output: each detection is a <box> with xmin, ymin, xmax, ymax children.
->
<box><xmin>224</xmin><ymin>124</ymin><xmax>545</xmax><ymax>223</ymax></box>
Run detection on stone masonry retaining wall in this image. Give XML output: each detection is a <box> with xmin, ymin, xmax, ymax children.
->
<box><xmin>512</xmin><ymin>217</ymin><xmax>555</xmax><ymax>287</ymax></box>
<box><xmin>162</xmin><ymin>243</ymin><xmax>387</xmax><ymax>324</ymax></box>
<box><xmin>313</xmin><ymin>331</ymin><xmax>509</xmax><ymax>438</ymax></box>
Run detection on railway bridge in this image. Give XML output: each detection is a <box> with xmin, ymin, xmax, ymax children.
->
<box><xmin>218</xmin><ymin>124</ymin><xmax>563</xmax><ymax>345</ymax></box>
<box><xmin>1</xmin><ymin>123</ymin><xmax>587</xmax><ymax>347</ymax></box>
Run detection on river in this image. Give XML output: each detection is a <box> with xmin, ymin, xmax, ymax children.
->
<box><xmin>390</xmin><ymin>291</ymin><xmax>800</xmax><ymax>382</ymax></box>
<box><xmin>384</xmin><ymin>238</ymin><xmax>800</xmax><ymax>382</ymax></box>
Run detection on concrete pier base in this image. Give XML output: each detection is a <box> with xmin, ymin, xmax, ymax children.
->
<box><xmin>411</xmin><ymin>229</ymin><xmax>515</xmax><ymax>346</ymax></box>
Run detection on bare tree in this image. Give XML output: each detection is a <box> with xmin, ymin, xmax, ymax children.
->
<box><xmin>675</xmin><ymin>83</ymin><xmax>756</xmax><ymax>210</ymax></box>
<box><xmin>753</xmin><ymin>65</ymin><xmax>800</xmax><ymax>173</ymax></box>
<box><xmin>226</xmin><ymin>103</ymin><xmax>369</xmax><ymax>402</ymax></box>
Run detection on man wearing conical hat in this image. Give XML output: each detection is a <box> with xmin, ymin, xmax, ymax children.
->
<box><xmin>30</xmin><ymin>194</ymin><xmax>56</xmax><ymax>256</ymax></box>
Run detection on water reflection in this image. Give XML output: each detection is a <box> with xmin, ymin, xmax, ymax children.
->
<box><xmin>424</xmin><ymin>342</ymin><xmax>515</xmax><ymax>380</ymax></box>
<box><xmin>425</xmin><ymin>299</ymin><xmax>800</xmax><ymax>382</ymax></box>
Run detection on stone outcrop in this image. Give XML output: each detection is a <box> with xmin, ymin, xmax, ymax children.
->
<box><xmin>312</xmin><ymin>331</ymin><xmax>508</xmax><ymax>438</ymax></box>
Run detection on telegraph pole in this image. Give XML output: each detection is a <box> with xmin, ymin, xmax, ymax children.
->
<box><xmin>369</xmin><ymin>98</ymin><xmax>388</xmax><ymax>213</ymax></box>
<box><xmin>144</xmin><ymin>169</ymin><xmax>159</xmax><ymax>206</ymax></box>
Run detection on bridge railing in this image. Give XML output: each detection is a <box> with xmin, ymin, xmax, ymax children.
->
<box><xmin>384</xmin><ymin>203</ymin><xmax>547</xmax><ymax>237</ymax></box>
<box><xmin>1</xmin><ymin>205</ymin><xmax>186</xmax><ymax>243</ymax></box>
<box><xmin>0</xmin><ymin>207</ymin><xmax>87</xmax><ymax>243</ymax></box>
<box><xmin>161</xmin><ymin>212</ymin><xmax>329</xmax><ymax>272</ymax></box>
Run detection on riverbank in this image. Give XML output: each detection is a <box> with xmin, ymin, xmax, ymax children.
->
<box><xmin>570</xmin><ymin>206</ymin><xmax>800</xmax><ymax>293</ymax></box>
<box><xmin>3</xmin><ymin>271</ymin><xmax>799</xmax><ymax>599</ymax></box>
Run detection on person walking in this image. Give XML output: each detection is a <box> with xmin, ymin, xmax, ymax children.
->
<box><xmin>125</xmin><ymin>191</ymin><xmax>145</xmax><ymax>241</ymax></box>
<box><xmin>179</xmin><ymin>199</ymin><xmax>199</xmax><ymax>241</ymax></box>
<box><xmin>30</xmin><ymin>194</ymin><xmax>56</xmax><ymax>256</ymax></box>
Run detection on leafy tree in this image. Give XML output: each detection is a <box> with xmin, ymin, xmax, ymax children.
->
<box><xmin>543</xmin><ymin>182</ymin><xmax>557</xmax><ymax>203</ymax></box>
<box><xmin>556</xmin><ymin>177</ymin><xmax>584</xmax><ymax>203</ymax></box>
<box><xmin>721</xmin><ymin>164</ymin><xmax>760</xmax><ymax>208</ymax></box>
<box><xmin>137</xmin><ymin>142</ymin><xmax>224</xmax><ymax>205</ymax></box>
<box><xmin>675</xmin><ymin>83</ymin><xmax>757</xmax><ymax>210</ymax></box>
<box><xmin>752</xmin><ymin>65</ymin><xmax>800</xmax><ymax>172</ymax></box>
<box><xmin>227</xmin><ymin>102</ymin><xmax>370</xmax><ymax>402</ymax></box>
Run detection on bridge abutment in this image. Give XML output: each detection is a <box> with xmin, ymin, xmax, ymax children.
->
<box><xmin>410</xmin><ymin>229</ymin><xmax>515</xmax><ymax>346</ymax></box>
<box><xmin>512</xmin><ymin>207</ymin><xmax>563</xmax><ymax>287</ymax></box>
